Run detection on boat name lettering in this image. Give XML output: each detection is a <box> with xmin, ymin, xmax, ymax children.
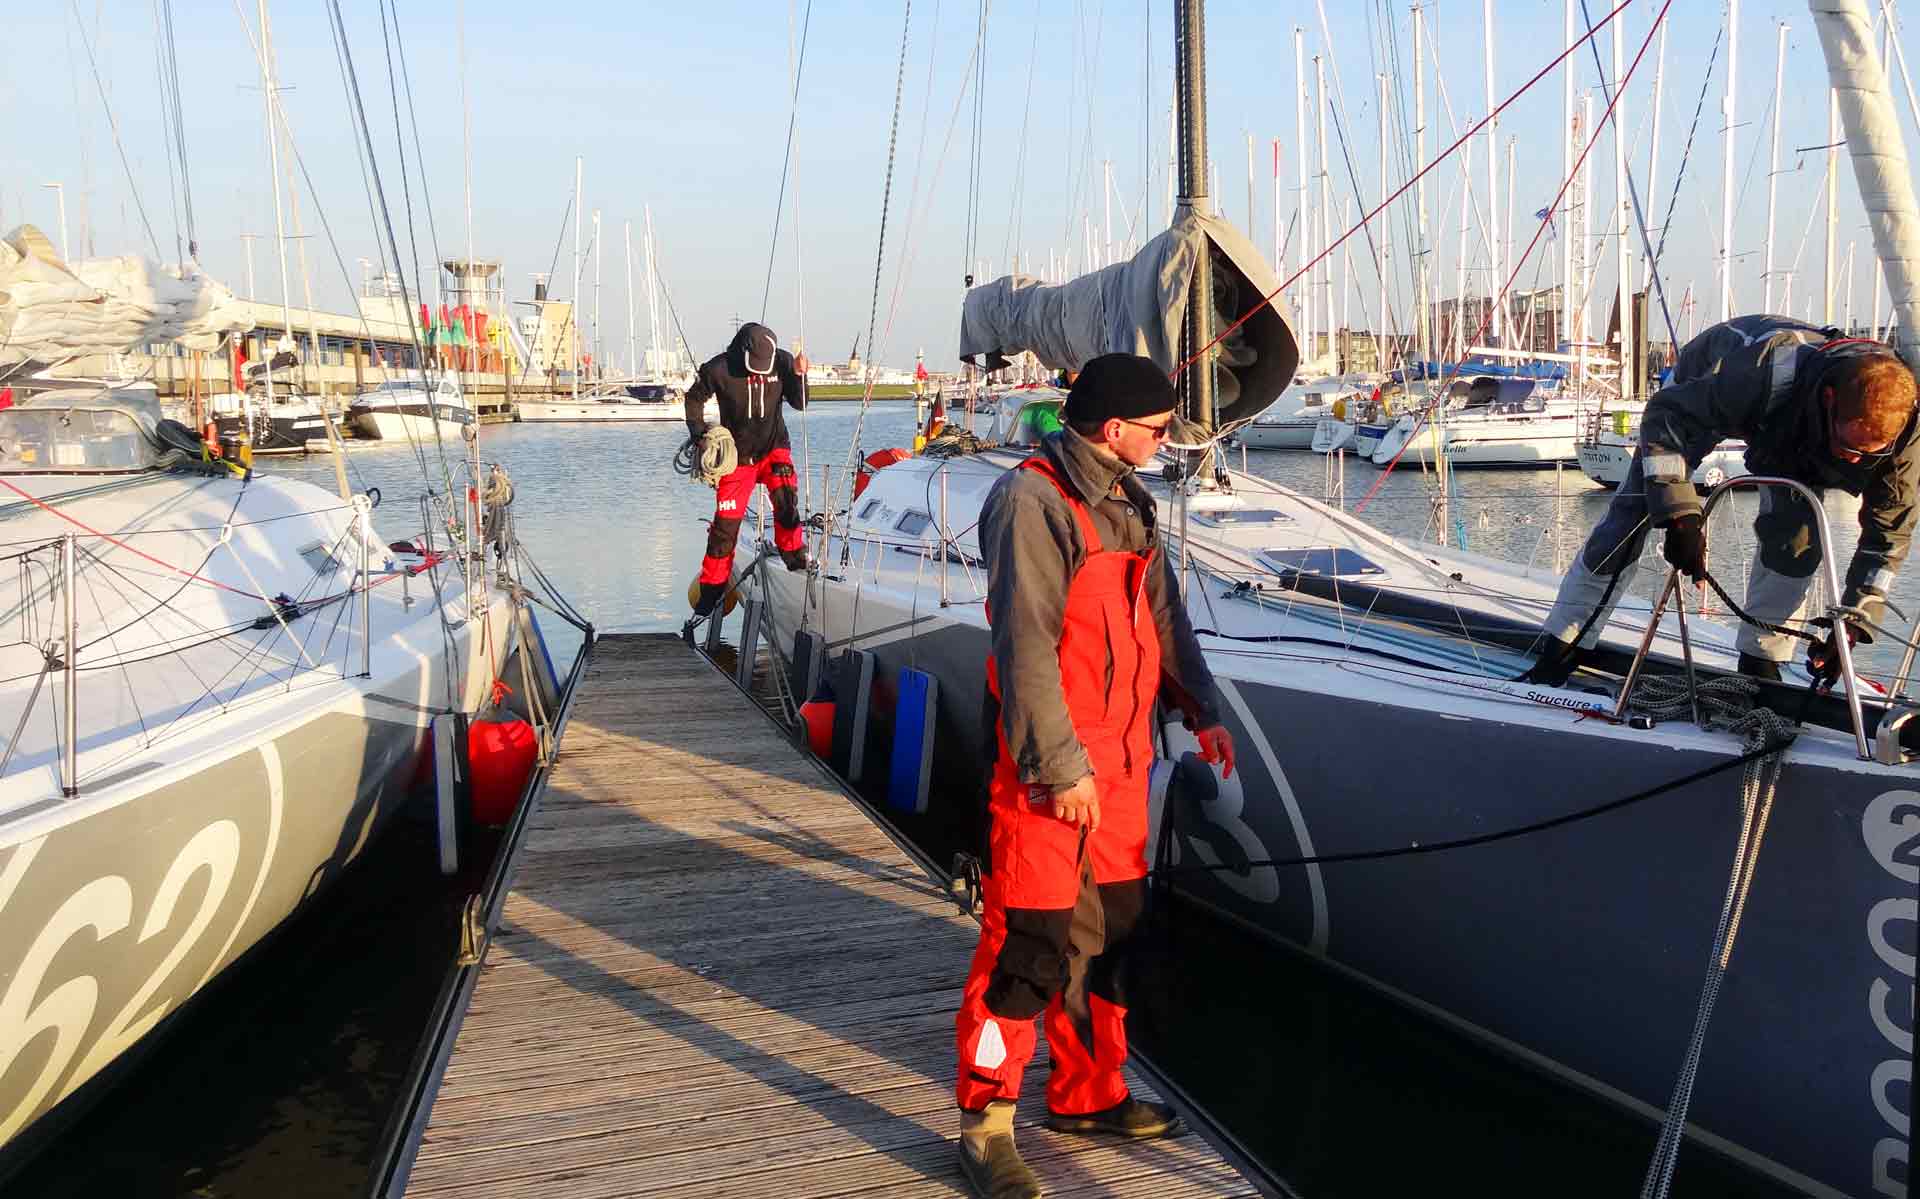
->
<box><xmin>1865</xmin><ymin>790</ymin><xmax>1917</xmax><ymax>1195</ymax></box>
<box><xmin>1523</xmin><ymin>689</ymin><xmax>1608</xmax><ymax>713</ymax></box>
<box><xmin>1182</xmin><ymin>778</ymin><xmax>1280</xmax><ymax>905</ymax></box>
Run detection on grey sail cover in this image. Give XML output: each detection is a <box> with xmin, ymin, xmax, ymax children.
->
<box><xmin>958</xmin><ymin>208</ymin><xmax>1300</xmax><ymax>426</ymax></box>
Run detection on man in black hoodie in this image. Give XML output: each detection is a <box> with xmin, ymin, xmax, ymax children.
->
<box><xmin>683</xmin><ymin>322</ymin><xmax>811</xmax><ymax>617</ymax></box>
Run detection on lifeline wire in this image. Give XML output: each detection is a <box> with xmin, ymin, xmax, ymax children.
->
<box><xmin>1157</xmin><ymin>738</ymin><xmax>1777</xmax><ymax>877</ymax></box>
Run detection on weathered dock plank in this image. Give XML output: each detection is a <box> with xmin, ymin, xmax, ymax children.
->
<box><xmin>398</xmin><ymin>633</ymin><xmax>1266</xmax><ymax>1198</ymax></box>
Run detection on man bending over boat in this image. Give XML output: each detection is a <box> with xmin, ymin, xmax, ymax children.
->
<box><xmin>1522</xmin><ymin>314</ymin><xmax>1919</xmax><ymax>687</ymax></box>
<box><xmin>955</xmin><ymin>353</ymin><xmax>1235</xmax><ymax>1199</ymax></box>
<box><xmin>683</xmin><ymin>322</ymin><xmax>811</xmax><ymax>620</ymax></box>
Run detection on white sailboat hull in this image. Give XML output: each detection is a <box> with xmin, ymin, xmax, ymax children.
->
<box><xmin>0</xmin><ymin>469</ymin><xmax>518</xmax><ymax>1157</ymax></box>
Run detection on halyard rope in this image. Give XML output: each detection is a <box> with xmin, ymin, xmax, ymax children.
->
<box><xmin>1620</xmin><ymin>673</ymin><xmax>1798</xmax><ymax>1199</ymax></box>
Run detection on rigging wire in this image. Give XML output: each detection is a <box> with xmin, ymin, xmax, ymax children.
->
<box><xmin>1313</xmin><ymin>0</ymin><xmax>1398</xmax><ymax>343</ymax></box>
<box><xmin>1577</xmin><ymin>0</ymin><xmax>1682</xmax><ymax>353</ymax></box>
<box><xmin>846</xmin><ymin>0</ymin><xmax>916</xmax><ymax>474</ymax></box>
<box><xmin>1172</xmin><ymin>0</ymin><xmax>1636</xmax><ymax>383</ymax></box>
<box><xmin>514</xmin><ymin>194</ymin><xmax>575</xmax><ymax>386</ymax></box>
<box><xmin>150</xmin><ymin>0</ymin><xmax>183</xmax><ymax>262</ymax></box>
<box><xmin>760</xmin><ymin>0</ymin><xmax>816</xmax><ymax>321</ymax></box>
<box><xmin>964</xmin><ymin>0</ymin><xmax>993</xmax><ymax>277</ymax></box>
<box><xmin>385</xmin><ymin>0</ymin><xmax>448</xmax><ymax>303</ymax></box>
<box><xmin>1355</xmin><ymin>0</ymin><xmax>1674</xmax><ymax>513</ymax></box>
<box><xmin>1647</xmin><ymin>25</ymin><xmax>1723</xmax><ymax>304</ymax></box>
<box><xmin>65</xmin><ymin>0</ymin><xmax>163</xmax><ymax>260</ymax></box>
<box><xmin>1001</xmin><ymin>2</ymin><xmax>1042</xmax><ymax>271</ymax></box>
<box><xmin>323</xmin><ymin>0</ymin><xmax>459</xmax><ymax>515</ymax></box>
<box><xmin>0</xmin><ymin>475</ymin><xmax>261</xmax><ymax>600</ymax></box>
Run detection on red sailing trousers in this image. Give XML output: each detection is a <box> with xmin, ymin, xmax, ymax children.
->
<box><xmin>698</xmin><ymin>446</ymin><xmax>804</xmax><ymax>584</ymax></box>
<box><xmin>955</xmin><ymin>457</ymin><xmax>1161</xmax><ymax>1116</ymax></box>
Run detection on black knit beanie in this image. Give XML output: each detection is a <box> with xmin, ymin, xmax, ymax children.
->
<box><xmin>1062</xmin><ymin>353</ymin><xmax>1178</xmax><ymax>424</ymax></box>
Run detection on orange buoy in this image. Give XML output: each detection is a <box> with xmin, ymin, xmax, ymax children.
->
<box><xmin>467</xmin><ymin>717</ymin><xmax>538</xmax><ymax>825</ymax></box>
<box><xmin>685</xmin><ymin>578</ymin><xmax>741</xmax><ymax>616</ymax></box>
<box><xmin>852</xmin><ymin>448</ymin><xmax>913</xmax><ymax>499</ymax></box>
<box><xmin>798</xmin><ymin>699</ymin><xmax>835</xmax><ymax>758</ymax></box>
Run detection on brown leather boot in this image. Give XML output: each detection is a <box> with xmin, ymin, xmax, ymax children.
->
<box><xmin>958</xmin><ymin>1102</ymin><xmax>1042</xmax><ymax>1199</ymax></box>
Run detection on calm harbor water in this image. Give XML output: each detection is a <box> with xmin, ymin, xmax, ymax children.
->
<box><xmin>16</xmin><ymin>405</ymin><xmax>1847</xmax><ymax>1196</ymax></box>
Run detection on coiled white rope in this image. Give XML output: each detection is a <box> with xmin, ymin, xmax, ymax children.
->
<box><xmin>673</xmin><ymin>426</ymin><xmax>737</xmax><ymax>487</ymax></box>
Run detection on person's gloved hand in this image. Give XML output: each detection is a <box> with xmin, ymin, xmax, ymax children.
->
<box><xmin>1805</xmin><ymin>618</ymin><xmax>1860</xmax><ymax>687</ymax></box>
<box><xmin>1193</xmin><ymin>724</ymin><xmax>1236</xmax><ymax>778</ymax></box>
<box><xmin>1661</xmin><ymin>514</ymin><xmax>1708</xmax><ymax>581</ymax></box>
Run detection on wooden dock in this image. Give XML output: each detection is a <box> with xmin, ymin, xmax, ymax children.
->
<box><xmin>392</xmin><ymin>633</ymin><xmax>1268</xmax><ymax>1198</ymax></box>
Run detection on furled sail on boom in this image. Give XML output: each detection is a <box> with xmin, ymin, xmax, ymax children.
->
<box><xmin>0</xmin><ymin>224</ymin><xmax>253</xmax><ymax>368</ymax></box>
<box><xmin>957</xmin><ymin>208</ymin><xmax>1299</xmax><ymax>427</ymax></box>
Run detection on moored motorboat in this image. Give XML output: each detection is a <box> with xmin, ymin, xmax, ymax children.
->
<box><xmin>1238</xmin><ymin>377</ymin><xmax>1374</xmax><ymax>449</ymax></box>
<box><xmin>348</xmin><ymin>375</ymin><xmax>473</xmax><ymax>443</ymax></box>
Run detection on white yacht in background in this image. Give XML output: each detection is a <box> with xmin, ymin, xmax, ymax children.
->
<box><xmin>1577</xmin><ymin>424</ymin><xmax>1748</xmax><ymax>489</ymax></box>
<box><xmin>348</xmin><ymin>375</ymin><xmax>473</xmax><ymax>443</ymax></box>
<box><xmin>1238</xmin><ymin>377</ymin><xmax>1375</xmax><ymax>449</ymax></box>
<box><xmin>1370</xmin><ymin>377</ymin><xmax>1595</xmax><ymax>468</ymax></box>
<box><xmin>516</xmin><ymin>382</ymin><xmax>714</xmax><ymax>424</ymax></box>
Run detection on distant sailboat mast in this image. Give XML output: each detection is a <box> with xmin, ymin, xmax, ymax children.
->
<box><xmin>625</xmin><ymin>219</ymin><xmax>636</xmax><ymax>379</ymax></box>
<box><xmin>644</xmin><ymin>205</ymin><xmax>664</xmax><ymax>378</ymax></box>
<box><xmin>1415</xmin><ymin>3</ymin><xmax>1431</xmax><ymax>365</ymax></box>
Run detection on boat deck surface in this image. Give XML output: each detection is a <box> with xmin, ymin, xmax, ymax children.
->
<box><xmin>399</xmin><ymin>633</ymin><xmax>1262</xmax><ymax>1198</ymax></box>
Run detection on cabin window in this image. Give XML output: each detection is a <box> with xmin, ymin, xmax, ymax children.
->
<box><xmin>856</xmin><ymin>498</ymin><xmax>882</xmax><ymax>521</ymax></box>
<box><xmin>1257</xmin><ymin>547</ymin><xmax>1386</xmax><ymax>578</ymax></box>
<box><xmin>1193</xmin><ymin>509</ymin><xmax>1293</xmax><ymax>528</ymax></box>
<box><xmin>895</xmin><ymin>510</ymin><xmax>933</xmax><ymax>537</ymax></box>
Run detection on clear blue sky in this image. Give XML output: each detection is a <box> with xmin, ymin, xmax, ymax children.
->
<box><xmin>1</xmin><ymin>1</ymin><xmax>1908</xmax><ymax>368</ymax></box>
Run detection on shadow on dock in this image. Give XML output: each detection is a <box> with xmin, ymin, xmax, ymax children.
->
<box><xmin>395</xmin><ymin>635</ymin><xmax>1262</xmax><ymax>1198</ymax></box>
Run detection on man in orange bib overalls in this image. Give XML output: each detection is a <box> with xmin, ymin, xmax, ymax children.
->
<box><xmin>955</xmin><ymin>353</ymin><xmax>1235</xmax><ymax>1199</ymax></box>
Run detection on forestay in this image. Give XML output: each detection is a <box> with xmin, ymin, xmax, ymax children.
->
<box><xmin>957</xmin><ymin>209</ymin><xmax>1299</xmax><ymax>427</ymax></box>
<box><xmin>0</xmin><ymin>224</ymin><xmax>252</xmax><ymax>367</ymax></box>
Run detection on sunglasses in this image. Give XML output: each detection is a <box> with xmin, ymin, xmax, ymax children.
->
<box><xmin>1119</xmin><ymin>417</ymin><xmax>1174</xmax><ymax>441</ymax></box>
<box><xmin>1829</xmin><ymin>406</ymin><xmax>1897</xmax><ymax>465</ymax></box>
